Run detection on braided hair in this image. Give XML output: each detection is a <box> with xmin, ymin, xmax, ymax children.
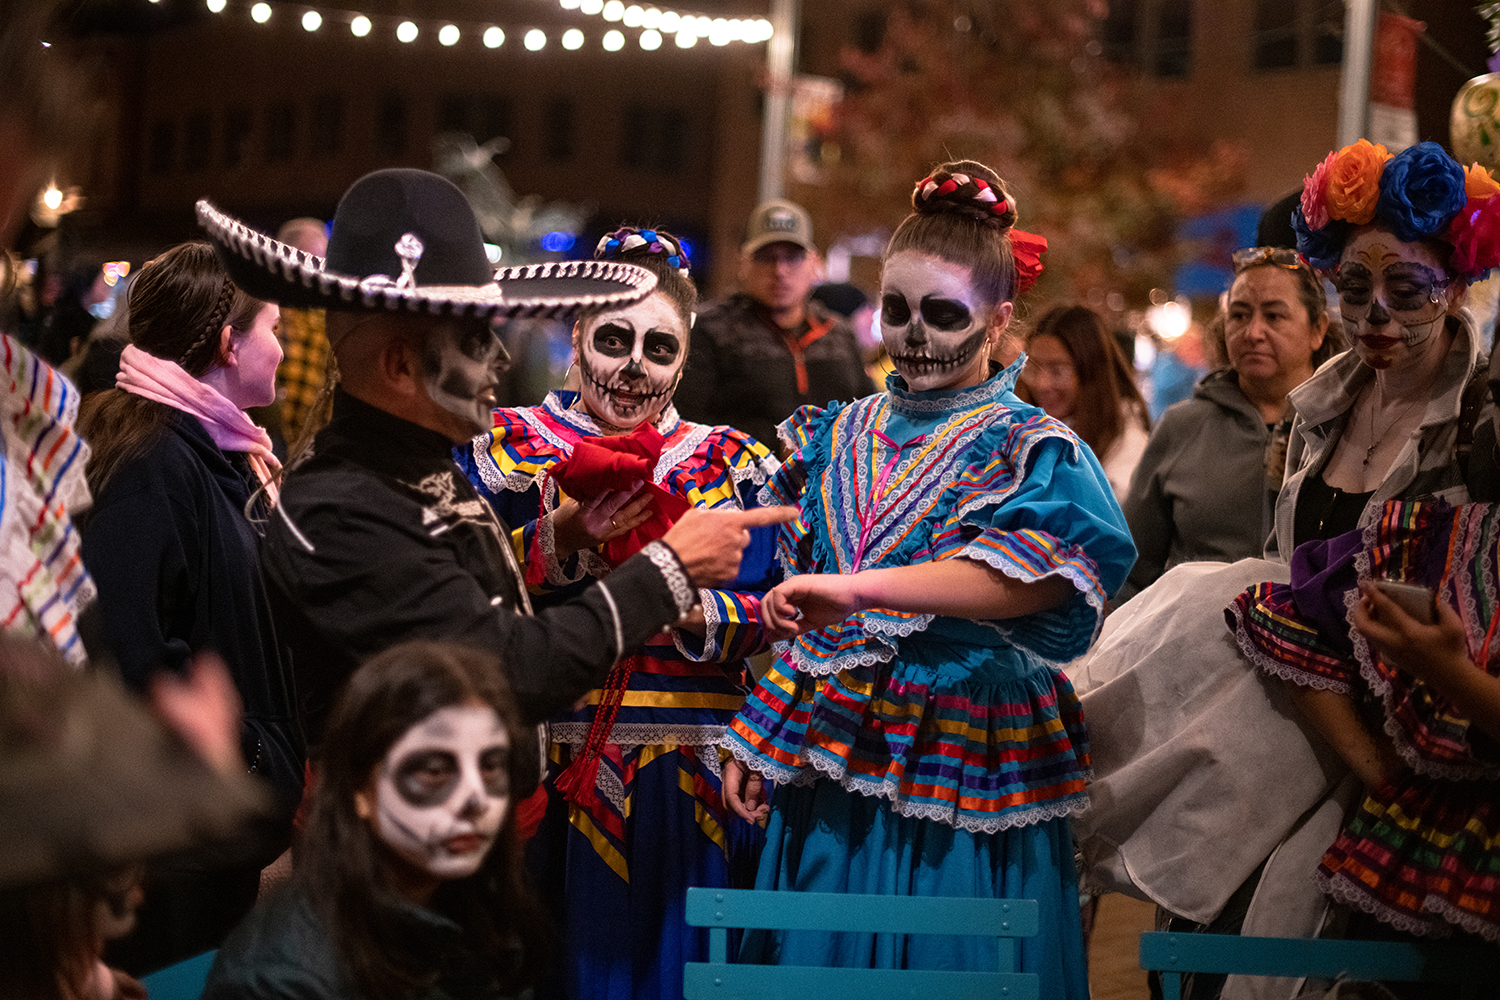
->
<box><xmin>886</xmin><ymin>160</ymin><xmax>1020</xmax><ymax>307</ymax></box>
<box><xmin>589</xmin><ymin>227</ymin><xmax>697</xmax><ymax>326</ymax></box>
<box><xmin>126</xmin><ymin>242</ymin><xmax>261</xmax><ymax>375</ymax></box>
<box><xmin>79</xmin><ymin>242</ymin><xmax>265</xmax><ymax>499</ymax></box>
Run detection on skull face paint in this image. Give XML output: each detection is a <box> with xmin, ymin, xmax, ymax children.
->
<box><xmin>879</xmin><ymin>251</ymin><xmax>996</xmax><ymax>392</ymax></box>
<box><xmin>370</xmin><ymin>704</ymin><xmax>511</xmax><ymax>881</ymax></box>
<box><xmin>575</xmin><ymin>292</ymin><xmax>686</xmax><ymax>431</ymax></box>
<box><xmin>1335</xmin><ymin>228</ymin><xmax>1454</xmax><ymax>372</ymax></box>
<box><xmin>421</xmin><ymin>318</ymin><xmax>508</xmax><ymax>438</ymax></box>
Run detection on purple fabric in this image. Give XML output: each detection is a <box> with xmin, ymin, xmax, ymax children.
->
<box><xmin>1287</xmin><ymin>526</ymin><xmax>1366</xmax><ymax>655</ymax></box>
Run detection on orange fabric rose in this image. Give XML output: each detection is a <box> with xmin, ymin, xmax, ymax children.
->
<box><xmin>1325</xmin><ymin>139</ymin><xmax>1391</xmax><ymax>225</ymax></box>
<box><xmin>1465</xmin><ymin>163</ymin><xmax>1500</xmax><ymax>202</ymax></box>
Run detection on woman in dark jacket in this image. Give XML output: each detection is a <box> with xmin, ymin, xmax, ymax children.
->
<box><xmin>204</xmin><ymin>641</ymin><xmax>550</xmax><ymax>1000</ymax></box>
<box><xmin>78</xmin><ymin>242</ymin><xmax>300</xmax><ymax>974</ymax></box>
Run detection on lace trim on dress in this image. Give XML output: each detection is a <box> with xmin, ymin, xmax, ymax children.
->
<box><xmin>656</xmin><ymin>422</ymin><xmax>713</xmax><ymax>484</ymax></box>
<box><xmin>886</xmin><ymin>363</ymin><xmax>1019</xmax><ymax>416</ymax></box>
<box><xmin>1227</xmin><ymin>600</ymin><xmax>1353</xmax><ymax>694</ymax></box>
<box><xmin>551</xmin><ymin>721</ymin><xmax>729</xmax><ymax>748</ymax></box>
<box><xmin>671</xmin><ymin>589</ymin><xmax>722</xmax><ymax>662</ymax></box>
<box><xmin>800</xmin><ymin>744</ymin><xmax>1091</xmax><ymax>833</ymax></box>
<box><xmin>537</xmin><ymin>506</ymin><xmax>590</xmax><ymax>586</ymax></box>
<box><xmin>517</xmin><ymin>403</ymin><xmax>577</xmax><ymax>456</ymax></box>
<box><xmin>784</xmin><ymin>635</ymin><xmax>898</xmax><ymax>678</ymax></box>
<box><xmin>1317</xmin><ymin>868</ymin><xmax>1500</xmax><ymax>943</ymax></box>
<box><xmin>950</xmin><ymin>420</ymin><xmax>1082</xmax><ymax>523</ymax></box>
<box><xmin>1349</xmin><ymin>536</ymin><xmax>1500</xmax><ymax>782</ymax></box>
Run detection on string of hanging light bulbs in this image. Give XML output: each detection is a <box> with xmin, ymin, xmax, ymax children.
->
<box><xmin>165</xmin><ymin>0</ymin><xmax>773</xmax><ymax>52</ymax></box>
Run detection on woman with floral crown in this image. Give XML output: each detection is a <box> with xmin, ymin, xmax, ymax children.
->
<box><xmin>1077</xmin><ymin>141</ymin><xmax>1500</xmax><ymax>999</ymax></box>
<box><xmin>458</xmin><ymin>227</ymin><xmax>781</xmax><ymax>1000</ymax></box>
<box><xmin>718</xmin><ymin>161</ymin><xmax>1135</xmax><ymax>998</ymax></box>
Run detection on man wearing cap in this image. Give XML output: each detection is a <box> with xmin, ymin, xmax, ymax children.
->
<box><xmin>675</xmin><ymin>199</ymin><xmax>874</xmax><ymax>451</ymax></box>
<box><xmin>198</xmin><ymin>169</ymin><xmax>792</xmax><ymax>756</ymax></box>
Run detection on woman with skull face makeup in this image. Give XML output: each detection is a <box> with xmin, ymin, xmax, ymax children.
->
<box><xmin>1069</xmin><ymin>144</ymin><xmax>1500</xmax><ymax>996</ymax></box>
<box><xmin>716</xmin><ymin>162</ymin><xmax>1135</xmax><ymax>997</ymax></box>
<box><xmin>204</xmin><ymin>640</ymin><xmax>548</xmax><ymax>1000</ymax></box>
<box><xmin>458</xmin><ymin>228</ymin><xmax>782</xmax><ymax>1000</ymax></box>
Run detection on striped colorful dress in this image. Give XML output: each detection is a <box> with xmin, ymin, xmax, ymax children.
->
<box><xmin>459</xmin><ymin>390</ymin><xmax>780</xmax><ymax>1000</ymax></box>
<box><xmin>1230</xmin><ymin>499</ymin><xmax>1500</xmax><ymax>943</ymax></box>
<box><xmin>0</xmin><ymin>334</ymin><xmax>94</xmax><ymax>664</ymax></box>
<box><xmin>723</xmin><ymin>360</ymin><xmax>1135</xmax><ymax>999</ymax></box>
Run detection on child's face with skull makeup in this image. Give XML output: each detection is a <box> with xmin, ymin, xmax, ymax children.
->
<box><xmin>355</xmin><ymin>703</ymin><xmax>512</xmax><ymax>887</ymax></box>
<box><xmin>574</xmin><ymin>292</ymin><xmax>687</xmax><ymax>431</ymax></box>
<box><xmin>879</xmin><ymin>251</ymin><xmax>1008</xmax><ymax>392</ymax></box>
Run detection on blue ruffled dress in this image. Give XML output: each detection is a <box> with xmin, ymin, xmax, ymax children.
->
<box><xmin>723</xmin><ymin>360</ymin><xmax>1135</xmax><ymax>999</ymax></box>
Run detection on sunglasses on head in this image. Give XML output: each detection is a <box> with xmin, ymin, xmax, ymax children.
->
<box><xmin>1231</xmin><ymin>247</ymin><xmax>1310</xmax><ymax>274</ymax></box>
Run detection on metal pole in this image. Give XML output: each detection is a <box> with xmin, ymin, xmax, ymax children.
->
<box><xmin>757</xmin><ymin>0</ymin><xmax>798</xmax><ymax>203</ymax></box>
<box><xmin>1337</xmin><ymin>0</ymin><xmax>1377</xmax><ymax>146</ymax></box>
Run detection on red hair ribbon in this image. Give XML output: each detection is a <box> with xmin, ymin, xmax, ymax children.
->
<box><xmin>1010</xmin><ymin>229</ymin><xmax>1048</xmax><ymax>295</ymax></box>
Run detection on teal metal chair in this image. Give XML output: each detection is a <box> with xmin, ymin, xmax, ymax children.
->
<box><xmin>683</xmin><ymin>887</ymin><xmax>1040</xmax><ymax>1000</ymax></box>
<box><xmin>138</xmin><ymin>949</ymin><xmax>216</xmax><ymax>1000</ymax></box>
<box><xmin>1140</xmin><ymin>931</ymin><xmax>1500</xmax><ymax>1000</ymax></box>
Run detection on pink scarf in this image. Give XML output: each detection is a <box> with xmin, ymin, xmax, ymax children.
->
<box><xmin>116</xmin><ymin>343</ymin><xmax>281</xmax><ymax>506</ymax></box>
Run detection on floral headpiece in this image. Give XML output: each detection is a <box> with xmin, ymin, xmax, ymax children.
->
<box><xmin>911</xmin><ymin>171</ymin><xmax>1048</xmax><ymax>295</ymax></box>
<box><xmin>1293</xmin><ymin>139</ymin><xmax>1500</xmax><ymax>282</ymax></box>
<box><xmin>595</xmin><ymin>227</ymin><xmax>690</xmax><ymax>275</ymax></box>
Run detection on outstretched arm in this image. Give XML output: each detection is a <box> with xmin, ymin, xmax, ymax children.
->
<box><xmin>761</xmin><ymin>558</ymin><xmax>1075</xmax><ymax>639</ymax></box>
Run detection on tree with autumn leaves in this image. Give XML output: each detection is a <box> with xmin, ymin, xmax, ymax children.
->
<box><xmin>790</xmin><ymin>0</ymin><xmax>1245</xmax><ymax>308</ymax></box>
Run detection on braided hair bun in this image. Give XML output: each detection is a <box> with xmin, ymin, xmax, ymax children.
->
<box><xmin>591</xmin><ymin>226</ymin><xmax>697</xmax><ymax>326</ymax></box>
<box><xmin>911</xmin><ymin>160</ymin><xmax>1018</xmax><ymax>232</ymax></box>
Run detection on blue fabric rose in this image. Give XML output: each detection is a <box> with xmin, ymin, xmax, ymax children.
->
<box><xmin>1291</xmin><ymin>206</ymin><xmax>1349</xmax><ymax>271</ymax></box>
<box><xmin>1375</xmin><ymin>141</ymin><xmax>1467</xmax><ymax>243</ymax></box>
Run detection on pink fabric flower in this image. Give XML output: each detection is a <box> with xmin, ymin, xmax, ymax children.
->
<box><xmin>1447</xmin><ymin>196</ymin><xmax>1500</xmax><ymax>279</ymax></box>
<box><xmin>1301</xmin><ymin>151</ymin><xmax>1336</xmax><ymax>230</ymax></box>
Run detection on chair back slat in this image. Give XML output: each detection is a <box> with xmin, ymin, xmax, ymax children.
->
<box><xmin>1139</xmin><ymin>932</ymin><xmax>1500</xmax><ymax>986</ymax></box>
<box><xmin>683</xmin><ymin>962</ymin><xmax>1039</xmax><ymax>1000</ymax></box>
<box><xmin>138</xmin><ymin>950</ymin><xmax>217</xmax><ymax>1000</ymax></box>
<box><xmin>685</xmin><ymin>888</ymin><xmax>1039</xmax><ymax>938</ymax></box>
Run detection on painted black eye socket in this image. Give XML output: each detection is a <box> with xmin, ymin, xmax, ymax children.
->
<box><xmin>394</xmin><ymin>750</ymin><xmax>461</xmax><ymax>806</ymax></box>
<box><xmin>458</xmin><ymin>325</ymin><xmax>497</xmax><ymax>362</ymax></box>
<box><xmin>1335</xmin><ymin>278</ymin><xmax>1372</xmax><ymax>306</ymax></box>
<box><xmin>592</xmin><ymin>323</ymin><xmax>634</xmax><ymax>357</ymax></box>
<box><xmin>479</xmin><ymin>746</ymin><xmax>510</xmax><ymax>797</ymax></box>
<box><xmin>643</xmin><ymin>331</ymin><xmax>681</xmax><ymax>365</ymax></box>
<box><xmin>920</xmin><ymin>299</ymin><xmax>972</xmax><ymax>331</ymax></box>
<box><xmin>881</xmin><ymin>294</ymin><xmax>911</xmax><ymax>326</ymax></box>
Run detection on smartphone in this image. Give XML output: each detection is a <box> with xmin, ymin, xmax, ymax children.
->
<box><xmin>1374</xmin><ymin>580</ymin><xmax>1437</xmax><ymax>625</ymax></box>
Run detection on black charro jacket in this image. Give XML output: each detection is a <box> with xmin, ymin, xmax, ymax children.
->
<box><xmin>260</xmin><ymin>391</ymin><xmax>684</xmax><ymax>768</ymax></box>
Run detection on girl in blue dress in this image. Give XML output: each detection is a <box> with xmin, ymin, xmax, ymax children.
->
<box><xmin>721</xmin><ymin>160</ymin><xmax>1136</xmax><ymax>999</ymax></box>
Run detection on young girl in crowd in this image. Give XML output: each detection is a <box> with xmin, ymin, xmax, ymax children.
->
<box><xmin>459</xmin><ymin>228</ymin><xmax>779</xmax><ymax>1000</ymax></box>
<box><xmin>77</xmin><ymin>241</ymin><xmax>301</xmax><ymax>974</ymax></box>
<box><xmin>1018</xmin><ymin>304</ymin><xmax>1150</xmax><ymax>499</ymax></box>
<box><xmin>204</xmin><ymin>641</ymin><xmax>547</xmax><ymax>1000</ymax></box>
<box><xmin>720</xmin><ymin>161</ymin><xmax>1135</xmax><ymax>998</ymax></box>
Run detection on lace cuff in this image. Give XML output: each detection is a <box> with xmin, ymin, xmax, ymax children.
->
<box><xmin>535</xmin><ymin>511</ymin><xmax>590</xmax><ymax>586</ymax></box>
<box><xmin>641</xmin><ymin>540</ymin><xmax>697</xmax><ymax>619</ymax></box>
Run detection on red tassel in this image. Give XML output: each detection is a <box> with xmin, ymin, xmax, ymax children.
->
<box><xmin>554</xmin><ymin>655</ymin><xmax>638</xmax><ymax>810</ymax></box>
<box><xmin>515</xmin><ymin>785</ymin><xmax>549</xmax><ymax>842</ymax></box>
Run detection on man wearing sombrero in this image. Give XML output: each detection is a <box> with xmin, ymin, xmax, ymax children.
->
<box><xmin>197</xmin><ymin>169</ymin><xmax>791</xmax><ymax>768</ymax></box>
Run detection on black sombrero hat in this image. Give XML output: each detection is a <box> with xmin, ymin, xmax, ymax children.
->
<box><xmin>197</xmin><ymin>168</ymin><xmax>656</xmax><ymax>320</ymax></box>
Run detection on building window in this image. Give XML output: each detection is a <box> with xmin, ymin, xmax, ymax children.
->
<box><xmin>545</xmin><ymin>98</ymin><xmax>575</xmax><ymax>161</ymax></box>
<box><xmin>223</xmin><ymin>106</ymin><xmax>252</xmax><ymax>167</ymax></box>
<box><xmin>183</xmin><ymin>112</ymin><xmax>212</xmax><ymax>171</ymax></box>
<box><xmin>377</xmin><ymin>92</ymin><xmax>407</xmax><ymax>156</ymax></box>
<box><xmin>1252</xmin><ymin>0</ymin><xmax>1343</xmax><ymax>71</ymax></box>
<box><xmin>481</xmin><ymin>96</ymin><xmax>513</xmax><ymax>146</ymax></box>
<box><xmin>266</xmin><ymin>101</ymin><xmax>296</xmax><ymax>162</ymax></box>
<box><xmin>621</xmin><ymin>104</ymin><xmax>687</xmax><ymax>173</ymax></box>
<box><xmin>1099</xmin><ymin>0</ymin><xmax>1191</xmax><ymax>78</ymax></box>
<box><xmin>438</xmin><ymin>94</ymin><xmax>470</xmax><ymax>134</ymax></box>
<box><xmin>1153</xmin><ymin>0</ymin><xmax>1192</xmax><ymax>78</ymax></box>
<box><xmin>311</xmin><ymin>92</ymin><xmax>344</xmax><ymax>158</ymax></box>
<box><xmin>148</xmin><ymin>119</ymin><xmax>175</xmax><ymax>175</ymax></box>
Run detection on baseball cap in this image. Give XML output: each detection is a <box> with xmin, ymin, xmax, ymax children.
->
<box><xmin>743</xmin><ymin>199</ymin><xmax>816</xmax><ymax>255</ymax></box>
